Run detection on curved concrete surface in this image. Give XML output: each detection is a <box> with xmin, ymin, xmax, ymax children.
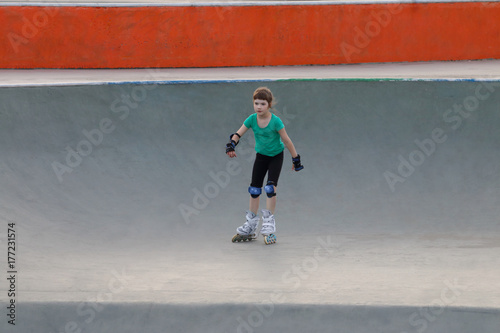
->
<box><xmin>1</xmin><ymin>74</ymin><xmax>499</xmax><ymax>332</ymax></box>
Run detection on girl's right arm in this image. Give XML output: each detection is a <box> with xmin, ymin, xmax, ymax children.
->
<box><xmin>227</xmin><ymin>125</ymin><xmax>248</xmax><ymax>158</ymax></box>
<box><xmin>231</xmin><ymin>125</ymin><xmax>248</xmax><ymax>144</ymax></box>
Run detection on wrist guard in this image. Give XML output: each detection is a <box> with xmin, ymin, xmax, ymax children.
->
<box><xmin>225</xmin><ymin>133</ymin><xmax>241</xmax><ymax>153</ymax></box>
<box><xmin>292</xmin><ymin>154</ymin><xmax>304</xmax><ymax>171</ymax></box>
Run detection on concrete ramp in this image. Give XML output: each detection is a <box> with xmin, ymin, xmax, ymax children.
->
<box><xmin>1</xmin><ymin>71</ymin><xmax>499</xmax><ymax>332</ymax></box>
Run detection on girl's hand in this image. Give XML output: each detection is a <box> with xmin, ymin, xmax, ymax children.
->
<box><xmin>225</xmin><ymin>139</ymin><xmax>237</xmax><ymax>156</ymax></box>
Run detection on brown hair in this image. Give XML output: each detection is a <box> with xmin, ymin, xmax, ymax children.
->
<box><xmin>253</xmin><ymin>87</ymin><xmax>274</xmax><ymax>108</ymax></box>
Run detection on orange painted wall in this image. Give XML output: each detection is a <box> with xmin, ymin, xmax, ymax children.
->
<box><xmin>0</xmin><ymin>2</ymin><xmax>499</xmax><ymax>68</ymax></box>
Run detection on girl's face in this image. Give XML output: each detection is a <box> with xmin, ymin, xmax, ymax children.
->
<box><xmin>254</xmin><ymin>99</ymin><xmax>270</xmax><ymax>116</ymax></box>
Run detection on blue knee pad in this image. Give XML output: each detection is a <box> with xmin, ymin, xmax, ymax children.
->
<box><xmin>248</xmin><ymin>186</ymin><xmax>262</xmax><ymax>198</ymax></box>
<box><xmin>264</xmin><ymin>181</ymin><xmax>276</xmax><ymax>198</ymax></box>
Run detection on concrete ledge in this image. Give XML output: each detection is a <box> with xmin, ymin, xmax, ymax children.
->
<box><xmin>0</xmin><ymin>60</ymin><xmax>500</xmax><ymax>87</ymax></box>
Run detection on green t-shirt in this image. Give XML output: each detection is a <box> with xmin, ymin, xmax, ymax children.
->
<box><xmin>244</xmin><ymin>113</ymin><xmax>285</xmax><ymax>157</ymax></box>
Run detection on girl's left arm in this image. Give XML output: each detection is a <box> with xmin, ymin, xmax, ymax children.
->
<box><xmin>278</xmin><ymin>128</ymin><xmax>299</xmax><ymax>158</ymax></box>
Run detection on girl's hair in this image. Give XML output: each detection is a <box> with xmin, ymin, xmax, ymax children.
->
<box><xmin>253</xmin><ymin>87</ymin><xmax>274</xmax><ymax>108</ymax></box>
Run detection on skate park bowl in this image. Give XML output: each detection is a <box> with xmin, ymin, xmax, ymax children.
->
<box><xmin>1</xmin><ymin>62</ymin><xmax>500</xmax><ymax>332</ymax></box>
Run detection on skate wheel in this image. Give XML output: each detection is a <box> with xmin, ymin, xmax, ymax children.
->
<box><xmin>264</xmin><ymin>234</ymin><xmax>277</xmax><ymax>245</ymax></box>
<box><xmin>233</xmin><ymin>233</ymin><xmax>257</xmax><ymax>243</ymax></box>
<box><xmin>232</xmin><ymin>234</ymin><xmax>252</xmax><ymax>243</ymax></box>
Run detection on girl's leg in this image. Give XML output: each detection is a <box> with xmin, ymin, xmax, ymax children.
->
<box><xmin>250</xmin><ymin>153</ymin><xmax>269</xmax><ymax>215</ymax></box>
<box><xmin>249</xmin><ymin>196</ymin><xmax>260</xmax><ymax>215</ymax></box>
<box><xmin>266</xmin><ymin>196</ymin><xmax>277</xmax><ymax>214</ymax></box>
<box><xmin>265</xmin><ymin>152</ymin><xmax>284</xmax><ymax>215</ymax></box>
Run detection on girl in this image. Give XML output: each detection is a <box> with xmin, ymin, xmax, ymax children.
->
<box><xmin>226</xmin><ymin>87</ymin><xmax>303</xmax><ymax>244</ymax></box>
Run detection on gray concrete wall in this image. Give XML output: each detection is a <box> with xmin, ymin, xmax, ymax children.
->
<box><xmin>1</xmin><ymin>81</ymin><xmax>499</xmax><ymax>239</ymax></box>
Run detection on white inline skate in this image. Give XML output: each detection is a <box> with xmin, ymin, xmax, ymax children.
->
<box><xmin>232</xmin><ymin>211</ymin><xmax>260</xmax><ymax>243</ymax></box>
<box><xmin>260</xmin><ymin>209</ymin><xmax>277</xmax><ymax>245</ymax></box>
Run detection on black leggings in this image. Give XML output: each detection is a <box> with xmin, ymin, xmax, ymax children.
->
<box><xmin>250</xmin><ymin>151</ymin><xmax>284</xmax><ymax>188</ymax></box>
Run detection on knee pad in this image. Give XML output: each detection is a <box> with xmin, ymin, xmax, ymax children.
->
<box><xmin>264</xmin><ymin>181</ymin><xmax>276</xmax><ymax>198</ymax></box>
<box><xmin>248</xmin><ymin>186</ymin><xmax>262</xmax><ymax>198</ymax></box>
